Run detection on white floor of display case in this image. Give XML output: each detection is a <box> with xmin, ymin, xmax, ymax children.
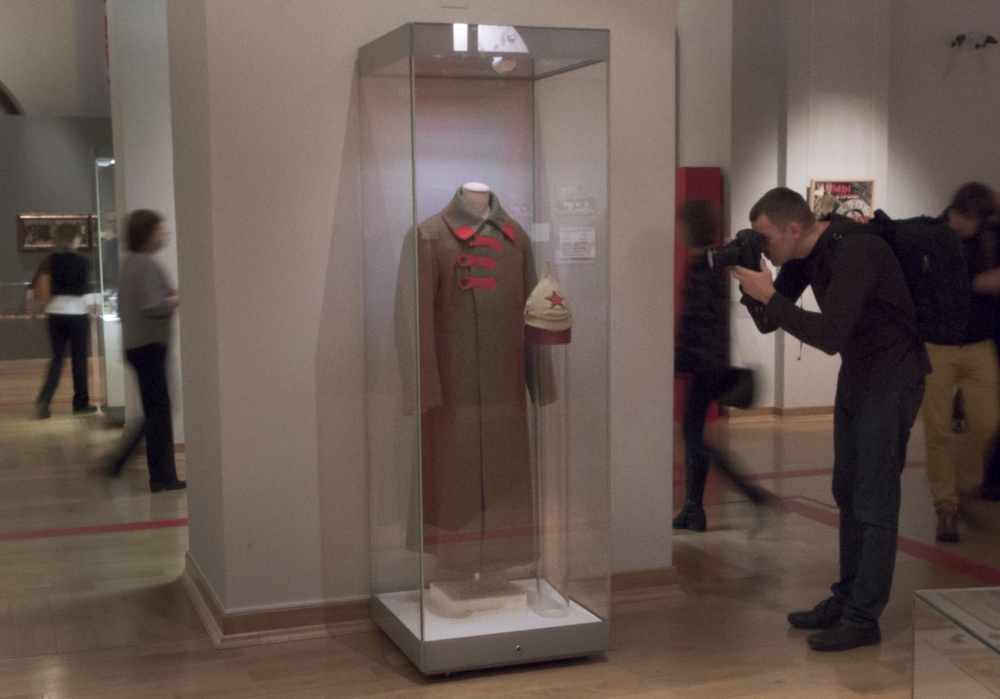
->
<box><xmin>376</xmin><ymin>579</ymin><xmax>602</xmax><ymax>641</ymax></box>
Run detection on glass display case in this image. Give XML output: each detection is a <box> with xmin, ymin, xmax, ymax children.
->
<box><xmin>913</xmin><ymin>588</ymin><xmax>1000</xmax><ymax>698</ymax></box>
<box><xmin>359</xmin><ymin>23</ymin><xmax>610</xmax><ymax>674</ymax></box>
<box><xmin>94</xmin><ymin>157</ymin><xmax>125</xmax><ymax>424</ymax></box>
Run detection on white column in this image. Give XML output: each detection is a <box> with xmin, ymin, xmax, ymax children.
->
<box><xmin>167</xmin><ymin>0</ymin><xmax>677</xmax><ymax>615</ymax></box>
<box><xmin>106</xmin><ymin>0</ymin><xmax>184</xmax><ymax>441</ymax></box>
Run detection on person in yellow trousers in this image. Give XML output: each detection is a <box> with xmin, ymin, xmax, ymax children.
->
<box><xmin>923</xmin><ymin>183</ymin><xmax>1000</xmax><ymax>543</ymax></box>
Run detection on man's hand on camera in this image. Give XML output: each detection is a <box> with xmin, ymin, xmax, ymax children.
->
<box><xmin>732</xmin><ymin>257</ymin><xmax>775</xmax><ymax>304</ymax></box>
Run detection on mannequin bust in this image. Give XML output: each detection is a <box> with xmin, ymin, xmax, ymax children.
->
<box><xmin>461</xmin><ymin>182</ymin><xmax>491</xmax><ymax>218</ymax></box>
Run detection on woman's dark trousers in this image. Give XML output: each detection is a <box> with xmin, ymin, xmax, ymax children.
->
<box><xmin>37</xmin><ymin>314</ymin><xmax>90</xmax><ymax>410</ymax></box>
<box><xmin>125</xmin><ymin>343</ymin><xmax>178</xmax><ymax>487</ymax></box>
<box><xmin>683</xmin><ymin>370</ymin><xmax>767</xmax><ymax>506</ymax></box>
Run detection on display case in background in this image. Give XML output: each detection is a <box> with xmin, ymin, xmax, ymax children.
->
<box><xmin>913</xmin><ymin>588</ymin><xmax>1000</xmax><ymax>698</ymax></box>
<box><xmin>359</xmin><ymin>23</ymin><xmax>610</xmax><ymax>674</ymax></box>
<box><xmin>94</xmin><ymin>157</ymin><xmax>125</xmax><ymax>424</ymax></box>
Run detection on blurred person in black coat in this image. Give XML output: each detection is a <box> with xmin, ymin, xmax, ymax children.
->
<box><xmin>673</xmin><ymin>200</ymin><xmax>770</xmax><ymax>532</ymax></box>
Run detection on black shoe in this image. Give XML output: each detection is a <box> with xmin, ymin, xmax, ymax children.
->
<box><xmin>100</xmin><ymin>454</ymin><xmax>125</xmax><ymax>479</ymax></box>
<box><xmin>936</xmin><ymin>511</ymin><xmax>959</xmax><ymax>543</ymax></box>
<box><xmin>36</xmin><ymin>402</ymin><xmax>51</xmax><ymax>419</ymax></box>
<box><xmin>672</xmin><ymin>501</ymin><xmax>707</xmax><ymax>532</ymax></box>
<box><xmin>73</xmin><ymin>404</ymin><xmax>98</xmax><ymax>415</ymax></box>
<box><xmin>150</xmin><ymin>480</ymin><xmax>186</xmax><ymax>493</ymax></box>
<box><xmin>806</xmin><ymin>622</ymin><xmax>880</xmax><ymax>651</ymax></box>
<box><xmin>788</xmin><ymin>597</ymin><xmax>843</xmax><ymax>629</ymax></box>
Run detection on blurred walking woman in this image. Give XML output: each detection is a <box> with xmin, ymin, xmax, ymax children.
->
<box><xmin>108</xmin><ymin>210</ymin><xmax>184</xmax><ymax>492</ymax></box>
<box><xmin>34</xmin><ymin>223</ymin><xmax>97</xmax><ymax>418</ymax></box>
<box><xmin>673</xmin><ymin>200</ymin><xmax>769</xmax><ymax>531</ymax></box>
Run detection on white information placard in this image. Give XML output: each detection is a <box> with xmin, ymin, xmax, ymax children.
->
<box><xmin>556</xmin><ymin>226</ymin><xmax>596</xmax><ymax>264</ymax></box>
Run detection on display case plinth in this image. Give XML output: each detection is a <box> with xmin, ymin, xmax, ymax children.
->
<box><xmin>373</xmin><ymin>587</ymin><xmax>608</xmax><ymax>675</ymax></box>
<box><xmin>913</xmin><ymin>588</ymin><xmax>1000</xmax><ymax>698</ymax></box>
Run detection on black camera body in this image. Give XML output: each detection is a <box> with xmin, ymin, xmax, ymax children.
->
<box><xmin>707</xmin><ymin>229</ymin><xmax>762</xmax><ymax>271</ymax></box>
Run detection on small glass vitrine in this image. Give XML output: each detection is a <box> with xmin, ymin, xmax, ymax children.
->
<box><xmin>94</xmin><ymin>157</ymin><xmax>125</xmax><ymax>424</ymax></box>
<box><xmin>913</xmin><ymin>588</ymin><xmax>1000</xmax><ymax>698</ymax></box>
<box><xmin>359</xmin><ymin>23</ymin><xmax>611</xmax><ymax>674</ymax></box>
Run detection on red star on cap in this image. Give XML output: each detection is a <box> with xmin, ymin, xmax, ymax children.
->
<box><xmin>546</xmin><ymin>291</ymin><xmax>565</xmax><ymax>308</ymax></box>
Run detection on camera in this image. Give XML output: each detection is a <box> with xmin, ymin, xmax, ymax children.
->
<box><xmin>707</xmin><ymin>229</ymin><xmax>762</xmax><ymax>271</ymax></box>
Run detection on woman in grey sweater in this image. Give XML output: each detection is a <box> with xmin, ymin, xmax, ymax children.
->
<box><xmin>106</xmin><ymin>210</ymin><xmax>184</xmax><ymax>492</ymax></box>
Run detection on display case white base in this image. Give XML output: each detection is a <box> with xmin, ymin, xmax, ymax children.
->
<box><xmin>373</xmin><ymin>578</ymin><xmax>608</xmax><ymax>674</ymax></box>
<box><xmin>101</xmin><ymin>316</ymin><xmax>126</xmax><ymax>425</ymax></box>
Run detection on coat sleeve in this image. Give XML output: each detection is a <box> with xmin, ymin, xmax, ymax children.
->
<box><xmin>140</xmin><ymin>259</ymin><xmax>177</xmax><ymax>318</ymax></box>
<box><xmin>395</xmin><ymin>226</ymin><xmax>443</xmax><ymax>415</ymax></box>
<box><xmin>740</xmin><ymin>259</ymin><xmax>810</xmax><ymax>334</ymax></box>
<box><xmin>763</xmin><ymin>241</ymin><xmax>876</xmax><ymax>355</ymax></box>
<box><xmin>523</xmin><ymin>236</ymin><xmax>557</xmax><ymax>406</ymax></box>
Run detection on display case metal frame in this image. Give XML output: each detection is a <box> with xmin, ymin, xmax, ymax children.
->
<box><xmin>359</xmin><ymin>22</ymin><xmax>611</xmax><ymax>675</ymax></box>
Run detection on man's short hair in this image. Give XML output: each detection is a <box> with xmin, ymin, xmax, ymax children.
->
<box><xmin>749</xmin><ymin>187</ymin><xmax>816</xmax><ymax>229</ymax></box>
<box><xmin>678</xmin><ymin>199</ymin><xmax>718</xmax><ymax>248</ymax></box>
<box><xmin>126</xmin><ymin>209</ymin><xmax>163</xmax><ymax>252</ymax></box>
<box><xmin>950</xmin><ymin>182</ymin><xmax>998</xmax><ymax>222</ymax></box>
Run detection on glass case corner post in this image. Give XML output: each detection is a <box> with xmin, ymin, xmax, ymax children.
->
<box><xmin>358</xmin><ymin>25</ymin><xmax>426</xmax><ymax>662</ymax></box>
<box><xmin>530</xmin><ymin>27</ymin><xmax>612</xmax><ymax>626</ymax></box>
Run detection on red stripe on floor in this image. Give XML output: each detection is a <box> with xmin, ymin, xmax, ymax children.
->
<box><xmin>0</xmin><ymin>400</ymin><xmax>104</xmax><ymax>408</ymax></box>
<box><xmin>750</xmin><ymin>461</ymin><xmax>924</xmax><ymax>481</ymax></box>
<box><xmin>0</xmin><ymin>518</ymin><xmax>188</xmax><ymax>542</ymax></box>
<box><xmin>779</xmin><ymin>497</ymin><xmax>1000</xmax><ymax>585</ymax></box>
<box><xmin>0</xmin><ymin>369</ymin><xmax>88</xmax><ymax>377</ymax></box>
<box><xmin>673</xmin><ymin>461</ymin><xmax>924</xmax><ymax>481</ymax></box>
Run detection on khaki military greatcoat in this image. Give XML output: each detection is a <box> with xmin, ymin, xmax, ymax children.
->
<box><xmin>396</xmin><ymin>190</ymin><xmax>544</xmax><ymax>574</ymax></box>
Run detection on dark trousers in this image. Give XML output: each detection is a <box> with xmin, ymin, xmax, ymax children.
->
<box><xmin>115</xmin><ymin>343</ymin><xmax>177</xmax><ymax>487</ymax></box>
<box><xmin>37</xmin><ymin>314</ymin><xmax>90</xmax><ymax>410</ymax></box>
<box><xmin>682</xmin><ymin>370</ymin><xmax>767</xmax><ymax>506</ymax></box>
<box><xmin>829</xmin><ymin>381</ymin><xmax>924</xmax><ymax>627</ymax></box>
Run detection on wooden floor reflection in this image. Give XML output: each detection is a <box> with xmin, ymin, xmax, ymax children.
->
<box><xmin>0</xmin><ymin>390</ymin><xmax>998</xmax><ymax>697</ymax></box>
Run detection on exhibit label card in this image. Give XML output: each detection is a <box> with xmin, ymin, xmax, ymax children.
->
<box><xmin>556</xmin><ymin>227</ymin><xmax>596</xmax><ymax>264</ymax></box>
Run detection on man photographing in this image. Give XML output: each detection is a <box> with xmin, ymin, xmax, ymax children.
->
<box><xmin>732</xmin><ymin>187</ymin><xmax>930</xmax><ymax>652</ymax></box>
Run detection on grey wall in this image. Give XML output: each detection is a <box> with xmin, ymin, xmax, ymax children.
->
<box><xmin>886</xmin><ymin>0</ymin><xmax>1000</xmax><ymax>218</ymax></box>
<box><xmin>0</xmin><ymin>116</ymin><xmax>112</xmax><ymax>359</ymax></box>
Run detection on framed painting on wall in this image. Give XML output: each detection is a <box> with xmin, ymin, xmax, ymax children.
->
<box><xmin>16</xmin><ymin>214</ymin><xmax>96</xmax><ymax>252</ymax></box>
<box><xmin>808</xmin><ymin>180</ymin><xmax>875</xmax><ymax>222</ymax></box>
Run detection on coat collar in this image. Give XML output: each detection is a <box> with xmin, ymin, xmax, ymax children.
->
<box><xmin>441</xmin><ymin>188</ymin><xmax>517</xmax><ymax>243</ymax></box>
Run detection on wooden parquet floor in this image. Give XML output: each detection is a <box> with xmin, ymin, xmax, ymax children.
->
<box><xmin>0</xmin><ymin>364</ymin><xmax>996</xmax><ymax>698</ymax></box>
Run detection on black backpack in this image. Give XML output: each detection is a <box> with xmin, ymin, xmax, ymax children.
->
<box><xmin>866</xmin><ymin>209</ymin><xmax>969</xmax><ymax>345</ymax></box>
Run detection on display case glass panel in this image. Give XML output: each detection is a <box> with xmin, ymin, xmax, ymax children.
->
<box><xmin>94</xmin><ymin>157</ymin><xmax>125</xmax><ymax>424</ymax></box>
<box><xmin>360</xmin><ymin>23</ymin><xmax>610</xmax><ymax>674</ymax></box>
<box><xmin>914</xmin><ymin>589</ymin><xmax>1000</xmax><ymax>698</ymax></box>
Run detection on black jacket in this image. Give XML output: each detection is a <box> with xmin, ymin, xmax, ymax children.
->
<box><xmin>741</xmin><ymin>216</ymin><xmax>930</xmax><ymax>391</ymax></box>
<box><xmin>37</xmin><ymin>252</ymin><xmax>90</xmax><ymax>296</ymax></box>
<box><xmin>676</xmin><ymin>250</ymin><xmax>730</xmax><ymax>373</ymax></box>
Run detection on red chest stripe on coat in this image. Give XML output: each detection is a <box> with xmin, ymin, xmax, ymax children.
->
<box><xmin>457</xmin><ymin>254</ymin><xmax>497</xmax><ymax>270</ymax></box>
<box><xmin>459</xmin><ymin>276</ymin><xmax>498</xmax><ymax>291</ymax></box>
<box><xmin>469</xmin><ymin>235</ymin><xmax>501</xmax><ymax>252</ymax></box>
<box><xmin>454</xmin><ymin>224</ymin><xmax>476</xmax><ymax>240</ymax></box>
<box><xmin>502</xmin><ymin>223</ymin><xmax>516</xmax><ymax>241</ymax></box>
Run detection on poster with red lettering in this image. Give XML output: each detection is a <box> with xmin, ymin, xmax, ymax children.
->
<box><xmin>808</xmin><ymin>180</ymin><xmax>875</xmax><ymax>222</ymax></box>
